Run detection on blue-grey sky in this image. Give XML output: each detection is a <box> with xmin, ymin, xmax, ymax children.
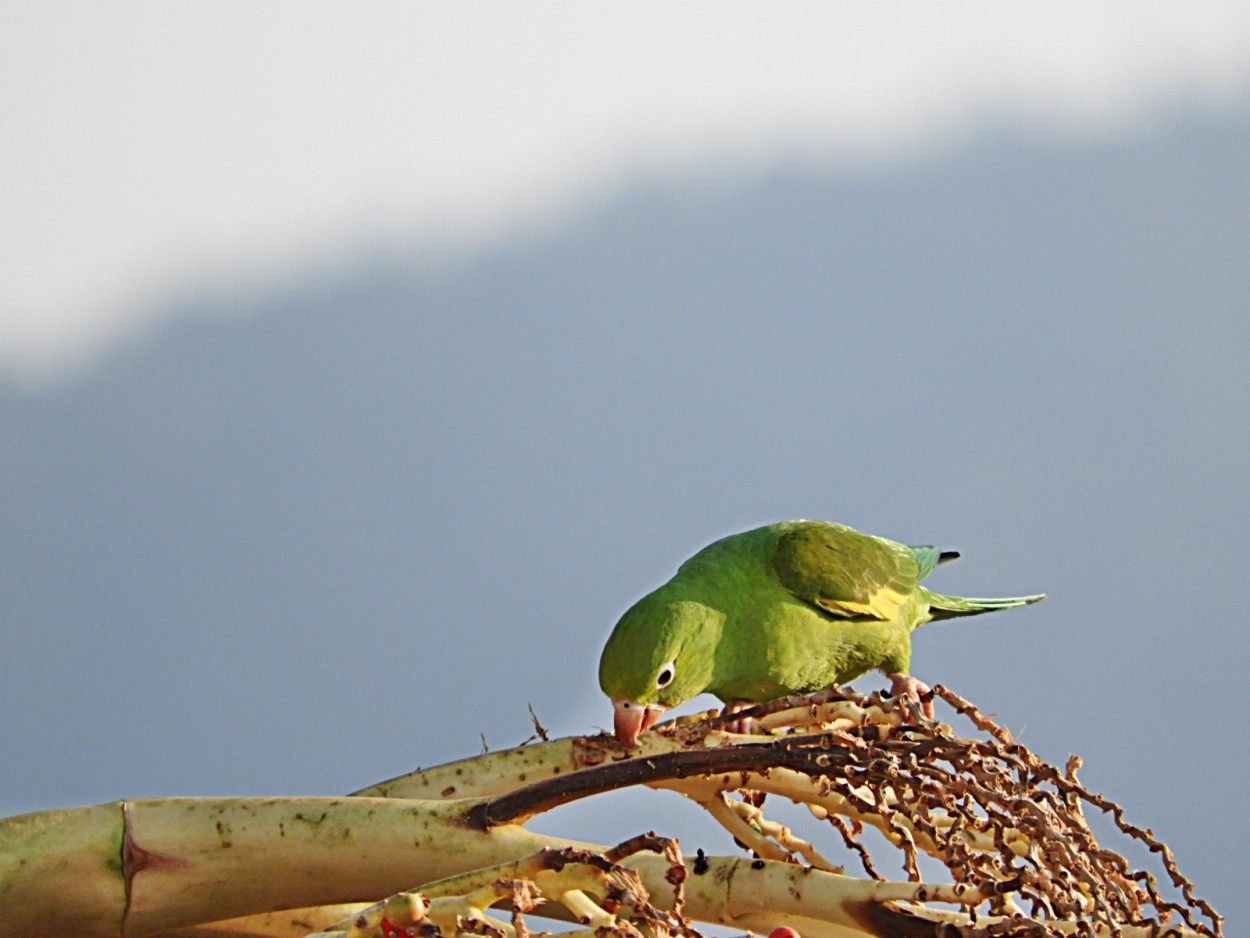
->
<box><xmin>1</xmin><ymin>7</ymin><xmax>1247</xmax><ymax>934</ymax></box>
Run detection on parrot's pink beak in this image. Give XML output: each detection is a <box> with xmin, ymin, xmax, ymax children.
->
<box><xmin>612</xmin><ymin>699</ymin><xmax>665</xmax><ymax>748</ymax></box>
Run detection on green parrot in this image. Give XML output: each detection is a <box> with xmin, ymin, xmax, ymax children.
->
<box><xmin>598</xmin><ymin>520</ymin><xmax>1044</xmax><ymax>746</ymax></box>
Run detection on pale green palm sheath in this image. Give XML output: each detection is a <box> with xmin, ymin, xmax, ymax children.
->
<box><xmin>598</xmin><ymin>520</ymin><xmax>1044</xmax><ymax>746</ymax></box>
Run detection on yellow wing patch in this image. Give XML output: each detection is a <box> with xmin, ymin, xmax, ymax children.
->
<box><xmin>810</xmin><ymin>586</ymin><xmax>911</xmax><ymax>621</ymax></box>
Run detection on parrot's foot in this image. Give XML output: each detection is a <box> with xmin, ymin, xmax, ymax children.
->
<box><xmin>721</xmin><ymin>698</ymin><xmax>768</xmax><ymax>806</ymax></box>
<box><xmin>886</xmin><ymin>672</ymin><xmax>934</xmax><ymax>720</ymax></box>
<box><xmin>720</xmin><ymin>699</ymin><xmax>760</xmax><ymax>736</ymax></box>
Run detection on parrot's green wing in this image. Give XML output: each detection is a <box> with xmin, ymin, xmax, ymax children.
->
<box><xmin>771</xmin><ymin>523</ymin><xmax>920</xmax><ymax>621</ymax></box>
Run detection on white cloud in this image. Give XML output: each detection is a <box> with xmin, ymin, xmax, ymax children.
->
<box><xmin>2</xmin><ymin>3</ymin><xmax>1249</xmax><ymax>380</ymax></box>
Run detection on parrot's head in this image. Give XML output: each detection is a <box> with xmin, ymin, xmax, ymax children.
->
<box><xmin>598</xmin><ymin>592</ymin><xmax>723</xmax><ymax>747</ymax></box>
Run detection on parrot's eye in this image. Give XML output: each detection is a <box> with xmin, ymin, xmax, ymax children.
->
<box><xmin>655</xmin><ymin>659</ymin><xmax>676</xmax><ymax>689</ymax></box>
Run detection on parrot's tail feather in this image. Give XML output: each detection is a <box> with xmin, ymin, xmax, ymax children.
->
<box><xmin>922</xmin><ymin>589</ymin><xmax>1045</xmax><ymax>620</ymax></box>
